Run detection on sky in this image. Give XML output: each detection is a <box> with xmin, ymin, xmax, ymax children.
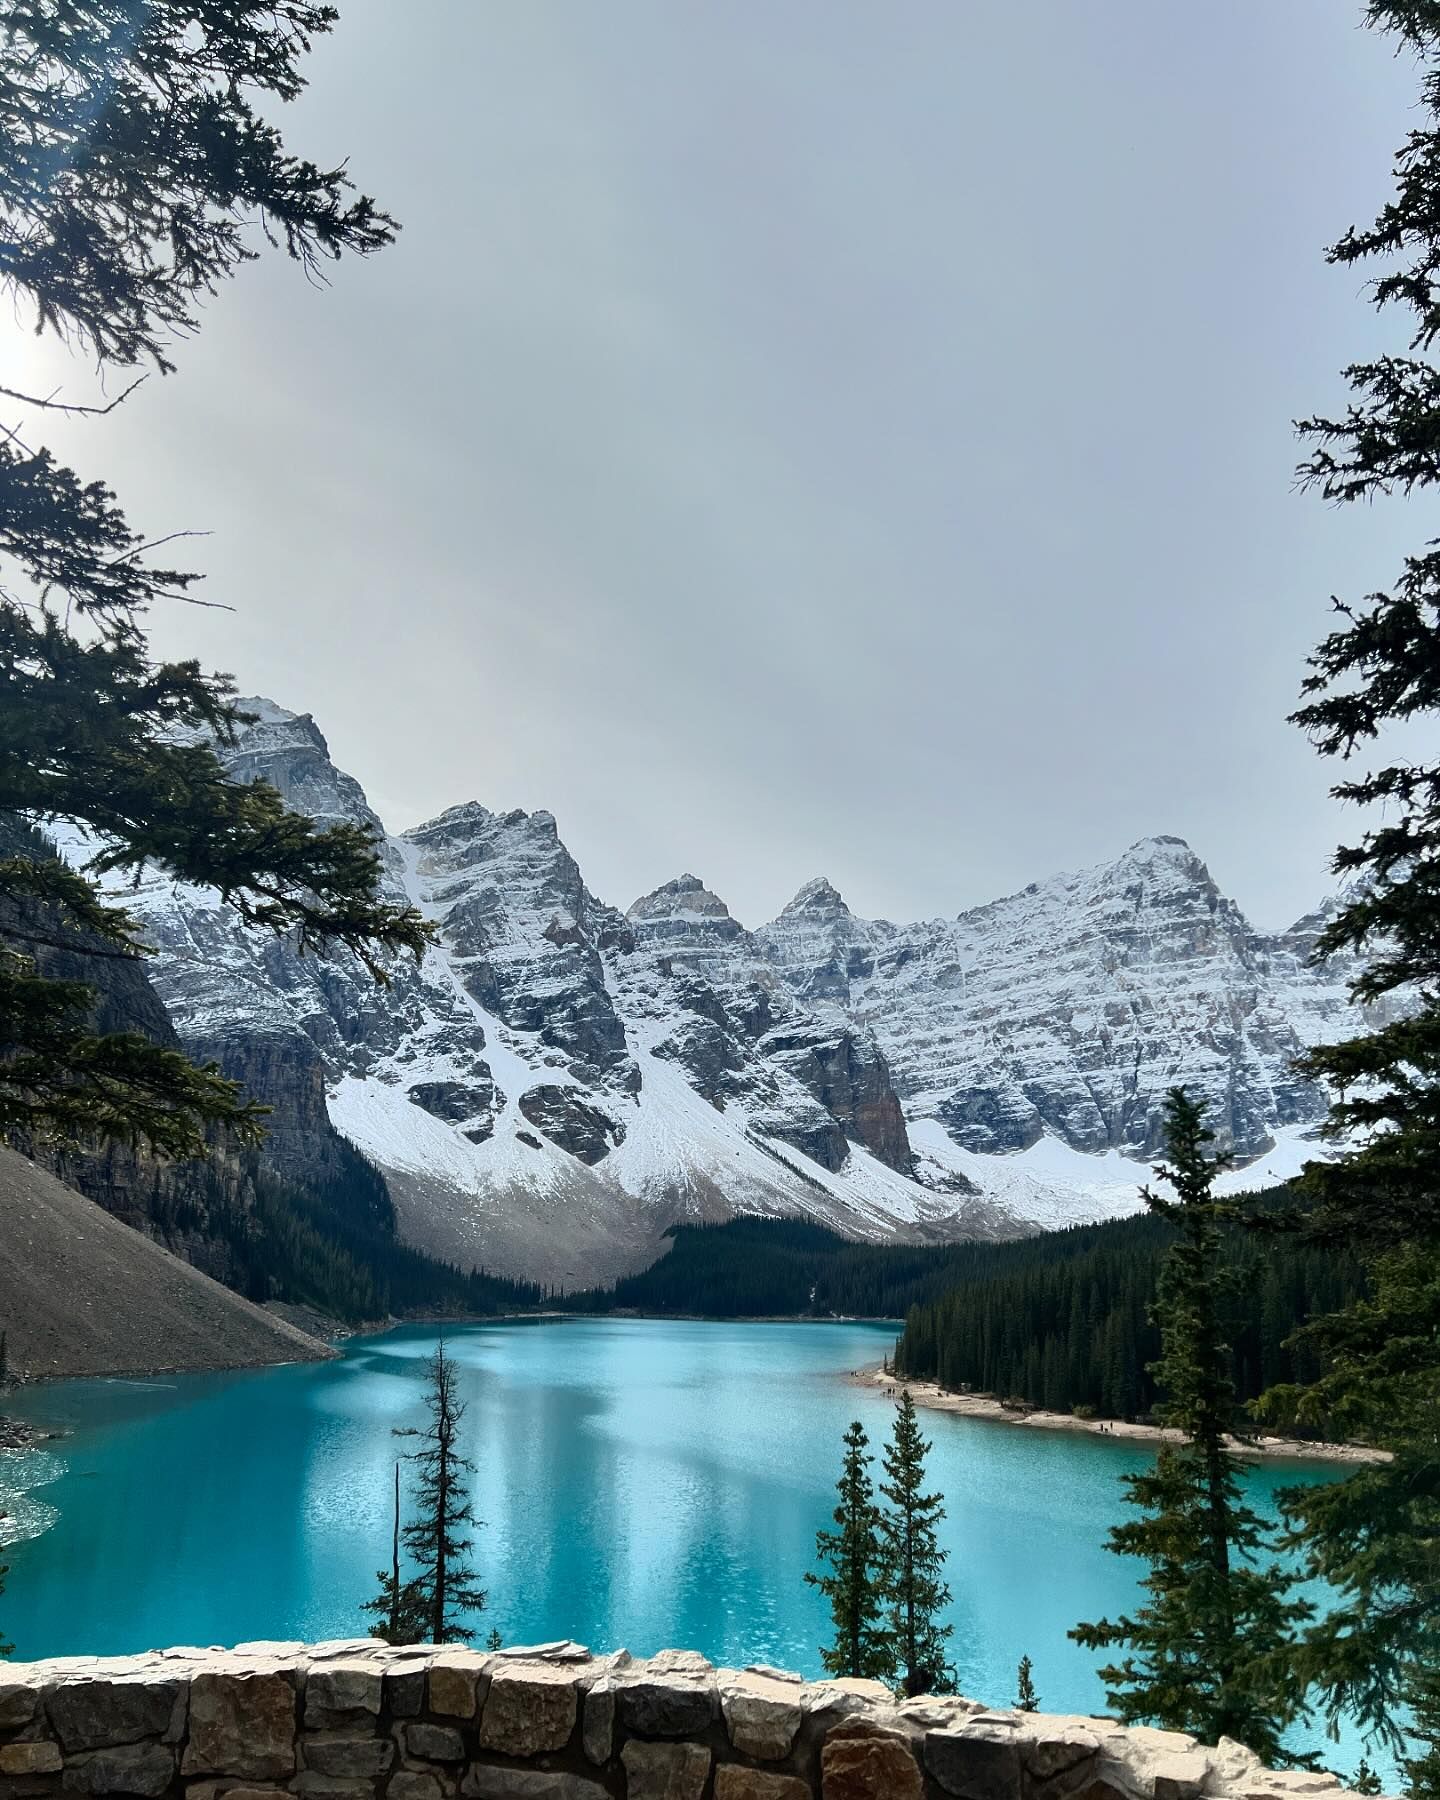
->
<box><xmin>9</xmin><ymin>1</ymin><xmax>1426</xmax><ymax>930</ymax></box>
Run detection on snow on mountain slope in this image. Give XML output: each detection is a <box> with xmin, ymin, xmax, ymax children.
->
<box><xmin>755</xmin><ymin>838</ymin><xmax>1385</xmax><ymax>1166</ymax></box>
<box><xmin>905</xmin><ymin>1117</ymin><xmax>1335</xmax><ymax>1232</ymax></box>
<box><xmin>73</xmin><ymin>700</ymin><xmax>1381</xmax><ymax>1283</ymax></box>
<box><xmin>77</xmin><ymin>702</ymin><xmax>1007</xmax><ymax>1283</ymax></box>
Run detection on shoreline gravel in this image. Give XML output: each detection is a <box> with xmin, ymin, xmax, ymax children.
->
<box><xmin>851</xmin><ymin>1366</ymin><xmax>1390</xmax><ymax>1465</ymax></box>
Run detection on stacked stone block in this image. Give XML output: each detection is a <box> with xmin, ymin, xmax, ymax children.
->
<box><xmin>0</xmin><ymin>1641</ymin><xmax>1382</xmax><ymax>1800</ymax></box>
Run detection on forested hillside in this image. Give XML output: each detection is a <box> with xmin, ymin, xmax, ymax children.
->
<box><xmin>1</xmin><ymin>816</ymin><xmax>542</xmax><ymax>1323</ymax></box>
<box><xmin>578</xmin><ymin>1208</ymin><xmax>1362</xmax><ymax>1430</ymax></box>
<box><xmin>572</xmin><ymin>1217</ymin><xmax>980</xmax><ymax>1317</ymax></box>
<box><xmin>893</xmin><ymin>1210</ymin><xmax>1363</xmax><ymax>1423</ymax></box>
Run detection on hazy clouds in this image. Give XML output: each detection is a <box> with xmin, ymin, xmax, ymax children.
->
<box><xmin>11</xmin><ymin>1</ymin><xmax>1421</xmax><ymax>928</ymax></box>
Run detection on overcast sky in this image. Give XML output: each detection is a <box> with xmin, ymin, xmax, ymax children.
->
<box><xmin>12</xmin><ymin>1</ymin><xmax>1424</xmax><ymax>929</ymax></box>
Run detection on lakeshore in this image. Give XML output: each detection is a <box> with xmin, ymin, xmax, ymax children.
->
<box><xmin>854</xmin><ymin>1366</ymin><xmax>1390</xmax><ymax>1466</ymax></box>
<box><xmin>0</xmin><ymin>1314</ymin><xmax>1376</xmax><ymax>1772</ymax></box>
<box><xmin>0</xmin><ymin>1413</ymin><xmax>57</xmax><ymax>1451</ymax></box>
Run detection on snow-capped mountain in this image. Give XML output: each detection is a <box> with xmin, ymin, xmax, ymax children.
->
<box><xmin>74</xmin><ymin>699</ymin><xmax>1382</xmax><ymax>1284</ymax></box>
<box><xmin>755</xmin><ymin>839</ymin><xmax>1369</xmax><ymax>1162</ymax></box>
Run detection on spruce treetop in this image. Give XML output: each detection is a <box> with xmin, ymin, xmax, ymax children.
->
<box><xmin>806</xmin><ymin>1418</ymin><xmax>894</xmax><ymax>1684</ymax></box>
<box><xmin>1265</xmin><ymin>0</ymin><xmax>1440</xmax><ymax>1771</ymax></box>
<box><xmin>879</xmin><ymin>1388</ymin><xmax>954</xmax><ymax>1698</ymax></box>
<box><xmin>1072</xmin><ymin>1092</ymin><xmax>1311</xmax><ymax>1763</ymax></box>
<box><xmin>0</xmin><ymin>2</ymin><xmax>430</xmax><ymax>1155</ymax></box>
<box><xmin>396</xmin><ymin>1342</ymin><xmax>486</xmax><ymax>1645</ymax></box>
<box><xmin>2</xmin><ymin>0</ymin><xmax>396</xmax><ymax>378</ymax></box>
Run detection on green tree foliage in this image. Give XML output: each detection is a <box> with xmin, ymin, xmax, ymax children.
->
<box><xmin>805</xmin><ymin>1420</ymin><xmax>894</xmax><ymax>1682</ymax></box>
<box><xmin>891</xmin><ymin>1207</ymin><xmax>1359</xmax><ymax>1427</ymax></box>
<box><xmin>1262</xmin><ymin>1249</ymin><xmax>1440</xmax><ymax>1768</ymax></box>
<box><xmin>1070</xmin><ymin>1093</ymin><xmax>1311</xmax><ymax>1763</ymax></box>
<box><xmin>1405</xmin><ymin>1659</ymin><xmax>1440</xmax><ymax>1800</ymax></box>
<box><xmin>1254</xmin><ymin>1</ymin><xmax>1440</xmax><ymax>1771</ymax></box>
<box><xmin>394</xmin><ymin>1343</ymin><xmax>487</xmax><ymax>1645</ymax></box>
<box><xmin>575</xmin><ymin>1213</ymin><xmax>1358</xmax><ymax>1417</ymax></box>
<box><xmin>573</xmin><ymin>1216</ymin><xmax>1004</xmax><ymax>1319</ymax></box>
<box><xmin>127</xmin><ymin>1126</ymin><xmax>541</xmax><ymax>1324</ymax></box>
<box><xmin>364</xmin><ymin>1463</ymin><xmax>427</xmax><ymax>1646</ymax></box>
<box><xmin>0</xmin><ymin>576</ymin><xmax>430</xmax><ymax>1156</ymax></box>
<box><xmin>1</xmin><ymin>1</ymin><xmax>394</xmax><ymax>374</ymax></box>
<box><xmin>1017</xmin><ymin>1654</ymin><xmax>1038</xmax><ymax>1713</ymax></box>
<box><xmin>878</xmin><ymin>1388</ymin><xmax>954</xmax><ymax>1697</ymax></box>
<box><xmin>0</xmin><ymin>3</ymin><xmax>427</xmax><ymax>1157</ymax></box>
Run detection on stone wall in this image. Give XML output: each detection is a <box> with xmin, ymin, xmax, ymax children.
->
<box><xmin>0</xmin><ymin>1641</ymin><xmax>1375</xmax><ymax>1800</ymax></box>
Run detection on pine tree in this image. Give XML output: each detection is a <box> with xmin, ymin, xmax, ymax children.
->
<box><xmin>1071</xmin><ymin>1092</ymin><xmax>1311</xmax><ymax>1762</ymax></box>
<box><xmin>1351</xmin><ymin>1760</ymin><xmax>1382</xmax><ymax>1797</ymax></box>
<box><xmin>1405</xmin><ymin>1658</ymin><xmax>1440</xmax><ymax>1800</ymax></box>
<box><xmin>1252</xmin><ymin>1</ymin><xmax>1440</xmax><ymax>1771</ymax></box>
<box><xmin>805</xmin><ymin>1420</ymin><xmax>894</xmax><ymax>1682</ymax></box>
<box><xmin>486</xmin><ymin>1628</ymin><xmax>503</xmax><ymax>1652</ymax></box>
<box><xmin>363</xmin><ymin>1463</ymin><xmax>427</xmax><ymax>1646</ymax></box>
<box><xmin>395</xmin><ymin>1343</ymin><xmax>487</xmax><ymax>1645</ymax></box>
<box><xmin>0</xmin><ymin>1555</ymin><xmax>10</xmax><ymax>1659</ymax></box>
<box><xmin>1017</xmin><ymin>1654</ymin><xmax>1039</xmax><ymax>1713</ymax></box>
<box><xmin>878</xmin><ymin>1389</ymin><xmax>954</xmax><ymax>1697</ymax></box>
<box><xmin>0</xmin><ymin>4</ymin><xmax>427</xmax><ymax>1156</ymax></box>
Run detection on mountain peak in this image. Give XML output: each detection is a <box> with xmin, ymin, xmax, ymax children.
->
<box><xmin>409</xmin><ymin>800</ymin><xmax>495</xmax><ymax>836</ymax></box>
<box><xmin>780</xmin><ymin>877</ymin><xmax>851</xmax><ymax>920</ymax></box>
<box><xmin>232</xmin><ymin>696</ymin><xmax>327</xmax><ymax>747</ymax></box>
<box><xmin>1114</xmin><ymin>835</ymin><xmax>1222</xmax><ymax>895</ymax></box>
<box><xmin>211</xmin><ymin>696</ymin><xmax>377</xmax><ymax>833</ymax></box>
<box><xmin>627</xmin><ymin>874</ymin><xmax>734</xmax><ymax>924</ymax></box>
<box><xmin>1121</xmin><ymin>834</ymin><xmax>1195</xmax><ymax>863</ymax></box>
<box><xmin>235</xmin><ymin>695</ymin><xmax>303</xmax><ymax>727</ymax></box>
<box><xmin>91</xmin><ymin>682</ymin><xmax>1380</xmax><ymax>1276</ymax></box>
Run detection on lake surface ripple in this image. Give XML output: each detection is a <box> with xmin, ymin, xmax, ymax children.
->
<box><xmin>1</xmin><ymin>1318</ymin><xmax>1362</xmax><ymax>1771</ymax></box>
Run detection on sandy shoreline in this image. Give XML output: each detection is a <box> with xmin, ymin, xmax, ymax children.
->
<box><xmin>852</xmin><ymin>1368</ymin><xmax>1389</xmax><ymax>1466</ymax></box>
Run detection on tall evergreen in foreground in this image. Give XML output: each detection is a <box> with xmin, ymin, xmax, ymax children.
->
<box><xmin>878</xmin><ymin>1390</ymin><xmax>954</xmax><ymax>1697</ymax></box>
<box><xmin>0</xmin><ymin>3</ymin><xmax>426</xmax><ymax>1159</ymax></box>
<box><xmin>393</xmin><ymin>1344</ymin><xmax>487</xmax><ymax>1645</ymax></box>
<box><xmin>363</xmin><ymin>1463</ymin><xmax>426</xmax><ymax>1646</ymax></box>
<box><xmin>1406</xmin><ymin>1663</ymin><xmax>1440</xmax><ymax>1800</ymax></box>
<box><xmin>1070</xmin><ymin>1092</ymin><xmax>1310</xmax><ymax>1763</ymax></box>
<box><xmin>1259</xmin><ymin>1</ymin><xmax>1440</xmax><ymax>1775</ymax></box>
<box><xmin>891</xmin><ymin>1205</ymin><xmax>1358</xmax><ymax>1424</ymax></box>
<box><xmin>805</xmin><ymin>1421</ymin><xmax>893</xmax><ymax>1682</ymax></box>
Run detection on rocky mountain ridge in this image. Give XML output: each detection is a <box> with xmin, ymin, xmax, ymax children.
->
<box><xmin>755</xmin><ymin>835</ymin><xmax>1376</xmax><ymax>1171</ymax></box>
<box><xmin>62</xmin><ymin>699</ymin><xmax>1383</xmax><ymax>1284</ymax></box>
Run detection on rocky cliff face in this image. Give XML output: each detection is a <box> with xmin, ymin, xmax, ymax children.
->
<box><xmin>755</xmin><ymin>839</ymin><xmax>1398</xmax><ymax>1186</ymax></box>
<box><xmin>2</xmin><ymin>809</ymin><xmax>393</xmax><ymax>1295</ymax></box>
<box><xmin>70</xmin><ymin>700</ymin><xmax>1387</xmax><ymax>1284</ymax></box>
<box><xmin>619</xmin><ymin>875</ymin><xmax>914</xmax><ymax>1176</ymax></box>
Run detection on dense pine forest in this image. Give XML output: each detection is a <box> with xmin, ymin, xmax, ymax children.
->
<box><xmin>577</xmin><ymin>1209</ymin><xmax>1362</xmax><ymax>1428</ymax></box>
<box><xmin>0</xmin><ymin>815</ymin><xmax>542</xmax><ymax>1324</ymax></box>
<box><xmin>571</xmin><ymin>1217</ymin><xmax>981</xmax><ymax>1318</ymax></box>
<box><xmin>893</xmin><ymin>1209</ymin><xmax>1363</xmax><ymax>1425</ymax></box>
<box><xmin>153</xmin><ymin>1154</ymin><xmax>546</xmax><ymax>1323</ymax></box>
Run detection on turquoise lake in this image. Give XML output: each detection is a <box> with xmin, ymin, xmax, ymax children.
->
<box><xmin>0</xmin><ymin>1318</ymin><xmax>1374</xmax><ymax>1775</ymax></box>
